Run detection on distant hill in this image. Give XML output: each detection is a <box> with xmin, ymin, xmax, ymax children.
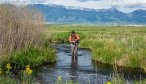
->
<box><xmin>28</xmin><ymin>4</ymin><xmax>146</xmax><ymax>25</ymax></box>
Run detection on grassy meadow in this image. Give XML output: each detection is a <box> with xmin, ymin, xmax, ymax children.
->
<box><xmin>48</xmin><ymin>25</ymin><xmax>146</xmax><ymax>71</ymax></box>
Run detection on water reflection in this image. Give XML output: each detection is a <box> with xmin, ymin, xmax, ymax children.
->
<box><xmin>35</xmin><ymin>44</ymin><xmax>146</xmax><ymax>84</ymax></box>
<box><xmin>69</xmin><ymin>56</ymin><xmax>78</xmax><ymax>82</ymax></box>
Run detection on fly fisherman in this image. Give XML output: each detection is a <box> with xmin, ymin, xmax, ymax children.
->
<box><xmin>69</xmin><ymin>31</ymin><xmax>80</xmax><ymax>56</ymax></box>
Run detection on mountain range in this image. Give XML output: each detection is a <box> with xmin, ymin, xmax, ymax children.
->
<box><xmin>28</xmin><ymin>4</ymin><xmax>146</xmax><ymax>25</ymax></box>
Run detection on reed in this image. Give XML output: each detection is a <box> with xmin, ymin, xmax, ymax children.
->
<box><xmin>0</xmin><ymin>4</ymin><xmax>57</xmax><ymax>66</ymax></box>
<box><xmin>0</xmin><ymin>4</ymin><xmax>46</xmax><ymax>58</ymax></box>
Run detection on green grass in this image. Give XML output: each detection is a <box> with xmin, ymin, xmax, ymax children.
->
<box><xmin>0</xmin><ymin>77</ymin><xmax>40</xmax><ymax>84</ymax></box>
<box><xmin>48</xmin><ymin>25</ymin><xmax>146</xmax><ymax>71</ymax></box>
<box><xmin>0</xmin><ymin>47</ymin><xmax>56</xmax><ymax>69</ymax></box>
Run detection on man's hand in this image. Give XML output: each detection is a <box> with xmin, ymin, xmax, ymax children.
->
<box><xmin>71</xmin><ymin>41</ymin><xmax>75</xmax><ymax>43</ymax></box>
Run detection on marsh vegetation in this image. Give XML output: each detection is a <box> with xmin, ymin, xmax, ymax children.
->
<box><xmin>49</xmin><ymin>25</ymin><xmax>146</xmax><ymax>72</ymax></box>
<box><xmin>0</xmin><ymin>4</ymin><xmax>56</xmax><ymax>83</ymax></box>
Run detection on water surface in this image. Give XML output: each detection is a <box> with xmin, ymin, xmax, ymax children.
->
<box><xmin>35</xmin><ymin>44</ymin><xmax>146</xmax><ymax>84</ymax></box>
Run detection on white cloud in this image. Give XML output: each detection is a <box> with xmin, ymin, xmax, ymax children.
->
<box><xmin>0</xmin><ymin>0</ymin><xmax>29</xmax><ymax>5</ymax></box>
<box><xmin>42</xmin><ymin>0</ymin><xmax>146</xmax><ymax>12</ymax></box>
<box><xmin>44</xmin><ymin>0</ymin><xmax>110</xmax><ymax>9</ymax></box>
<box><xmin>109</xmin><ymin>0</ymin><xmax>146</xmax><ymax>8</ymax></box>
<box><xmin>0</xmin><ymin>0</ymin><xmax>146</xmax><ymax>12</ymax></box>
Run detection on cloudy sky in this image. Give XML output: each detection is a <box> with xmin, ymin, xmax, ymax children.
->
<box><xmin>0</xmin><ymin>0</ymin><xmax>146</xmax><ymax>13</ymax></box>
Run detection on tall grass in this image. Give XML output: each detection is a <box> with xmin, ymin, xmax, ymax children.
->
<box><xmin>0</xmin><ymin>4</ymin><xmax>56</xmax><ymax>83</ymax></box>
<box><xmin>0</xmin><ymin>4</ymin><xmax>46</xmax><ymax>57</ymax></box>
<box><xmin>0</xmin><ymin>4</ymin><xmax>50</xmax><ymax>63</ymax></box>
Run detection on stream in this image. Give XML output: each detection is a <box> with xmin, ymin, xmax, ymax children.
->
<box><xmin>35</xmin><ymin>44</ymin><xmax>146</xmax><ymax>84</ymax></box>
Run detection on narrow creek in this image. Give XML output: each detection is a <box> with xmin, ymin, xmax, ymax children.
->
<box><xmin>35</xmin><ymin>44</ymin><xmax>146</xmax><ymax>84</ymax></box>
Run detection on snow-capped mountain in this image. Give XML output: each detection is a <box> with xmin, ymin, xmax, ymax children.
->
<box><xmin>28</xmin><ymin>4</ymin><xmax>146</xmax><ymax>24</ymax></box>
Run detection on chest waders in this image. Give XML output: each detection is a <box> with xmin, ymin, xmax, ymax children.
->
<box><xmin>71</xmin><ymin>42</ymin><xmax>78</xmax><ymax>56</ymax></box>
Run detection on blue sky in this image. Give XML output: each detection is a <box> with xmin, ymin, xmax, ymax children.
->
<box><xmin>0</xmin><ymin>0</ymin><xmax>146</xmax><ymax>13</ymax></box>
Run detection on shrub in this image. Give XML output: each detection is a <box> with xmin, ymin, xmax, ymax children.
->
<box><xmin>0</xmin><ymin>4</ymin><xmax>47</xmax><ymax>60</ymax></box>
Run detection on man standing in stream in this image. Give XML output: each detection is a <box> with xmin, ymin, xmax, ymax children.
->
<box><xmin>69</xmin><ymin>30</ymin><xmax>80</xmax><ymax>56</ymax></box>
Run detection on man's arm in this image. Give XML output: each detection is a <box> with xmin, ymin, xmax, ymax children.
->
<box><xmin>76</xmin><ymin>34</ymin><xmax>80</xmax><ymax>40</ymax></box>
<box><xmin>69</xmin><ymin>35</ymin><xmax>75</xmax><ymax>43</ymax></box>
